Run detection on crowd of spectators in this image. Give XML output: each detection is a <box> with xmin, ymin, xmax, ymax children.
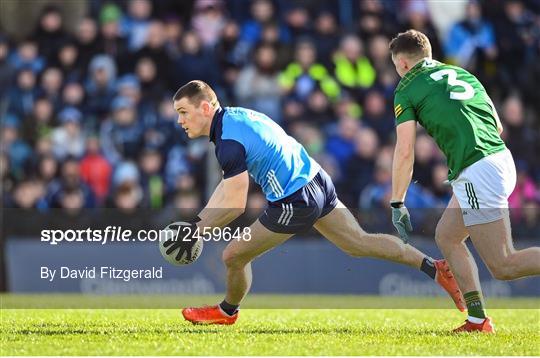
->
<box><xmin>1</xmin><ymin>0</ymin><xmax>539</xmax><ymax>236</ymax></box>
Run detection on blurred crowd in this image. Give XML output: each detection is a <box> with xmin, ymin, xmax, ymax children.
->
<box><xmin>1</xmin><ymin>0</ymin><xmax>539</xmax><ymax>236</ymax></box>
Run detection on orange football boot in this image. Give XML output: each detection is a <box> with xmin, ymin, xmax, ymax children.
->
<box><xmin>453</xmin><ymin>317</ymin><xmax>495</xmax><ymax>333</ymax></box>
<box><xmin>182</xmin><ymin>305</ymin><xmax>238</xmax><ymax>325</ymax></box>
<box><xmin>434</xmin><ymin>259</ymin><xmax>466</xmax><ymax>312</ymax></box>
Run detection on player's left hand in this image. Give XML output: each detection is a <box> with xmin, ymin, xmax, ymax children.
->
<box><xmin>162</xmin><ymin>222</ymin><xmax>199</xmax><ymax>261</ymax></box>
<box><xmin>390</xmin><ymin>202</ymin><xmax>412</xmax><ymax>243</ymax></box>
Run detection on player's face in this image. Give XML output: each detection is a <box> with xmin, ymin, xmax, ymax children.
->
<box><xmin>173</xmin><ymin>98</ymin><xmax>211</xmax><ymax>138</ymax></box>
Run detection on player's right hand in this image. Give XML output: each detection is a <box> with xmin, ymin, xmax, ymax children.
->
<box><xmin>163</xmin><ymin>222</ymin><xmax>198</xmax><ymax>261</ymax></box>
<box><xmin>390</xmin><ymin>202</ymin><xmax>412</xmax><ymax>243</ymax></box>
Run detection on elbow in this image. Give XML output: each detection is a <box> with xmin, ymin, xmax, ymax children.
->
<box><xmin>396</xmin><ymin>146</ymin><xmax>414</xmax><ymax>162</ymax></box>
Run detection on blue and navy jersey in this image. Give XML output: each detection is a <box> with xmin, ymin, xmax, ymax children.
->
<box><xmin>209</xmin><ymin>107</ymin><xmax>320</xmax><ymax>202</ymax></box>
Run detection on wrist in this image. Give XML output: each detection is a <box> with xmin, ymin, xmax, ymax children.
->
<box><xmin>390</xmin><ymin>200</ymin><xmax>404</xmax><ymax>208</ymax></box>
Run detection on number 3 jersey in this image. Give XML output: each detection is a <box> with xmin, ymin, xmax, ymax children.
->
<box><xmin>209</xmin><ymin>106</ymin><xmax>320</xmax><ymax>202</ymax></box>
<box><xmin>394</xmin><ymin>58</ymin><xmax>506</xmax><ymax>180</ymax></box>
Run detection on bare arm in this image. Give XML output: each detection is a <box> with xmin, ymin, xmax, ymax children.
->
<box><xmin>391</xmin><ymin>121</ymin><xmax>417</xmax><ymax>202</ymax></box>
<box><xmin>205</xmin><ymin>180</ymin><xmax>224</xmax><ymax>208</ymax></box>
<box><xmin>197</xmin><ymin>171</ymin><xmax>249</xmax><ymax>229</ymax></box>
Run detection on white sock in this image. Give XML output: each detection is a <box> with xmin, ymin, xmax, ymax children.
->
<box><xmin>467</xmin><ymin>315</ymin><xmax>485</xmax><ymax>324</ymax></box>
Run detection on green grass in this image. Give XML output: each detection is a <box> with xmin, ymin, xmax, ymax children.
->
<box><xmin>1</xmin><ymin>296</ymin><xmax>539</xmax><ymax>356</ymax></box>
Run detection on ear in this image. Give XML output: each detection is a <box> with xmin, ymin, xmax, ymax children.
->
<box><xmin>201</xmin><ymin>100</ymin><xmax>211</xmax><ymax>115</ymax></box>
<box><xmin>400</xmin><ymin>57</ymin><xmax>409</xmax><ymax>71</ymax></box>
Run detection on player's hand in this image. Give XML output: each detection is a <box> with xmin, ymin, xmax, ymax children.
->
<box><xmin>390</xmin><ymin>201</ymin><xmax>412</xmax><ymax>243</ymax></box>
<box><xmin>163</xmin><ymin>222</ymin><xmax>199</xmax><ymax>261</ymax></box>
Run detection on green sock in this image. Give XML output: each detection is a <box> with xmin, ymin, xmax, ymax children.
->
<box><xmin>464</xmin><ymin>291</ymin><xmax>486</xmax><ymax>319</ymax></box>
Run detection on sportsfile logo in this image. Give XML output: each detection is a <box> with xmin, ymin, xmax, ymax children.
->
<box><xmin>41</xmin><ymin>226</ymin><xmax>178</xmax><ymax>245</ymax></box>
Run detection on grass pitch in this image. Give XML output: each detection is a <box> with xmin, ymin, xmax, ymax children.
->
<box><xmin>1</xmin><ymin>295</ymin><xmax>539</xmax><ymax>356</ymax></box>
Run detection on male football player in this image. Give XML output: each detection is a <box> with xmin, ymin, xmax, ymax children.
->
<box><xmin>389</xmin><ymin>29</ymin><xmax>540</xmax><ymax>333</ymax></box>
<box><xmin>167</xmin><ymin>80</ymin><xmax>464</xmax><ymax>325</ymax></box>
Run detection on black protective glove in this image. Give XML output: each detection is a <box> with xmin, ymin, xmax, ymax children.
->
<box><xmin>162</xmin><ymin>221</ymin><xmax>199</xmax><ymax>261</ymax></box>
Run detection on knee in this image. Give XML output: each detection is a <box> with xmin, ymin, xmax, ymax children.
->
<box><xmin>222</xmin><ymin>247</ymin><xmax>247</xmax><ymax>269</ymax></box>
<box><xmin>489</xmin><ymin>262</ymin><xmax>516</xmax><ymax>281</ymax></box>
<box><xmin>435</xmin><ymin>224</ymin><xmax>456</xmax><ymax>247</ymax></box>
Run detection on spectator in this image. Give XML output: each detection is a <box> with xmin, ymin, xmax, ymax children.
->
<box><xmin>109</xmin><ymin>161</ymin><xmax>142</xmax><ymax>210</ymax></box>
<box><xmin>85</xmin><ymin>54</ymin><xmax>117</xmax><ymax>120</ymax></box>
<box><xmin>80</xmin><ymin>136</ymin><xmax>112</xmax><ymax>204</ymax></box>
<box><xmin>145</xmin><ymin>96</ymin><xmax>187</xmax><ymax>155</ymax></box>
<box><xmin>6</xmin><ymin>67</ymin><xmax>39</xmax><ymax>119</ymax></box>
<box><xmin>21</xmin><ymin>96</ymin><xmax>55</xmax><ymax>146</ymax></box>
<box><xmin>412</xmin><ymin>133</ymin><xmax>437</xmax><ymax>189</ymax></box>
<box><xmin>509</xmin><ymin>161</ymin><xmax>539</xmax><ymax>222</ymax></box>
<box><xmin>191</xmin><ymin>0</ymin><xmax>227</xmax><ymax>48</ymax></box>
<box><xmin>100</xmin><ymin>96</ymin><xmax>145</xmax><ymax>165</ymax></box>
<box><xmin>139</xmin><ymin>147</ymin><xmax>165</xmax><ymax>208</ymax></box>
<box><xmin>431</xmin><ymin>162</ymin><xmax>452</xmax><ymax>204</ymax></box>
<box><xmin>45</xmin><ymin>157</ymin><xmax>95</xmax><ymax>208</ymax></box>
<box><xmin>163</xmin><ymin>16</ymin><xmax>184</xmax><ymax>58</ymax></box>
<box><xmin>53</xmin><ymin>40</ymin><xmax>83</xmax><ymax>83</ymax></box>
<box><xmin>31</xmin><ymin>5</ymin><xmax>70</xmax><ymax>63</ymax></box>
<box><xmin>1</xmin><ymin>153</ymin><xmax>15</xmax><ymax>198</ymax></box>
<box><xmin>240</xmin><ymin>0</ymin><xmax>290</xmax><ymax>49</ymax></box>
<box><xmin>121</xmin><ymin>0</ymin><xmax>153</xmax><ymax>51</ymax></box>
<box><xmin>75</xmin><ymin>17</ymin><xmax>100</xmax><ymax>75</ymax></box>
<box><xmin>51</xmin><ymin>107</ymin><xmax>86</xmax><ymax>160</ymax></box>
<box><xmin>214</xmin><ymin>20</ymin><xmax>243</xmax><ymax>100</ymax></box>
<box><xmin>98</xmin><ymin>4</ymin><xmax>130</xmax><ymax>72</ymax></box>
<box><xmin>5</xmin><ymin>179</ymin><xmax>46</xmax><ymax>209</ymax></box>
<box><xmin>260</xmin><ymin>22</ymin><xmax>293</xmax><ymax>70</ymax></box>
<box><xmin>235</xmin><ymin>43</ymin><xmax>281</xmax><ymax>122</ymax></box>
<box><xmin>305</xmin><ymin>90</ymin><xmax>335</xmax><ymax>128</ymax></box>
<box><xmin>7</xmin><ymin>39</ymin><xmax>45</xmax><ymax>73</ymax></box>
<box><xmin>0</xmin><ymin>115</ymin><xmax>32</xmax><ymax>180</ymax></box>
<box><xmin>36</xmin><ymin>154</ymin><xmax>59</xmax><ymax>186</ymax></box>
<box><xmin>444</xmin><ymin>0</ymin><xmax>497</xmax><ymax>72</ymax></box>
<box><xmin>279</xmin><ymin>39</ymin><xmax>340</xmax><ymax>102</ymax></box>
<box><xmin>135</xmin><ymin>57</ymin><xmax>167</xmax><ymax>106</ymax></box>
<box><xmin>401</xmin><ymin>0</ymin><xmax>443</xmax><ymax>60</ymax></box>
<box><xmin>284</xmin><ymin>4</ymin><xmax>312</xmax><ymax>40</ymax></box>
<box><xmin>173</xmin><ymin>31</ymin><xmax>222</xmax><ymax>88</ymax></box>
<box><xmin>116</xmin><ymin>74</ymin><xmax>156</xmax><ymax>126</ymax></box>
<box><xmin>367</xmin><ymin>34</ymin><xmax>393</xmax><ymax>75</ymax></box>
<box><xmin>493</xmin><ymin>0</ymin><xmax>537</xmax><ymax>91</ymax></box>
<box><xmin>332</xmin><ymin>34</ymin><xmax>376</xmax><ymax>101</ymax></box>
<box><xmin>500</xmin><ymin>95</ymin><xmax>538</xmax><ymax>167</ymax></box>
<box><xmin>39</xmin><ymin>67</ymin><xmax>64</xmax><ymax>111</ymax></box>
<box><xmin>0</xmin><ymin>35</ymin><xmax>14</xmax><ymax>101</ymax></box>
<box><xmin>356</xmin><ymin>0</ymin><xmax>398</xmax><ymax>42</ymax></box>
<box><xmin>361</xmin><ymin>90</ymin><xmax>394</xmax><ymax>144</ymax></box>
<box><xmin>61</xmin><ymin>82</ymin><xmax>86</xmax><ymax>113</ymax></box>
<box><xmin>312</xmin><ymin>11</ymin><xmax>340</xmax><ymax>68</ymax></box>
<box><xmin>325</xmin><ymin>114</ymin><xmax>359</xmax><ymax>172</ymax></box>
<box><xmin>343</xmin><ymin>127</ymin><xmax>378</xmax><ymax>207</ymax></box>
<box><xmin>133</xmin><ymin>21</ymin><xmax>172</xmax><ymax>87</ymax></box>
<box><xmin>359</xmin><ymin>146</ymin><xmax>393</xmax><ymax>209</ymax></box>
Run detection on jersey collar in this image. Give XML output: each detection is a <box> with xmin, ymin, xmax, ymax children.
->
<box><xmin>209</xmin><ymin>107</ymin><xmax>224</xmax><ymax>143</ymax></box>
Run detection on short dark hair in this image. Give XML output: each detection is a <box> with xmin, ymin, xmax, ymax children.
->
<box><xmin>389</xmin><ymin>29</ymin><xmax>432</xmax><ymax>59</ymax></box>
<box><xmin>172</xmin><ymin>80</ymin><xmax>218</xmax><ymax>107</ymax></box>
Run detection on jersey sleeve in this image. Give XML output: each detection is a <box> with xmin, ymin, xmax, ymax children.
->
<box><xmin>394</xmin><ymin>90</ymin><xmax>417</xmax><ymax>125</ymax></box>
<box><xmin>217</xmin><ymin>139</ymin><xmax>248</xmax><ymax>179</ymax></box>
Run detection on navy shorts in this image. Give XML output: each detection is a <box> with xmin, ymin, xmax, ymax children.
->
<box><xmin>259</xmin><ymin>169</ymin><xmax>338</xmax><ymax>234</ymax></box>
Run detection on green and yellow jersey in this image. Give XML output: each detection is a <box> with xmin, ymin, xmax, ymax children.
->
<box><xmin>394</xmin><ymin>58</ymin><xmax>506</xmax><ymax>180</ymax></box>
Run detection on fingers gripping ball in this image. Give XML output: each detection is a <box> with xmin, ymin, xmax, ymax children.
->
<box><xmin>159</xmin><ymin>221</ymin><xmax>203</xmax><ymax>265</ymax></box>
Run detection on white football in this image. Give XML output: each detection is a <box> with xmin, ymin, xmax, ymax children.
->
<box><xmin>159</xmin><ymin>221</ymin><xmax>203</xmax><ymax>265</ymax></box>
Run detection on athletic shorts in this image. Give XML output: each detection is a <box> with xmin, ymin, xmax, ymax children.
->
<box><xmin>259</xmin><ymin>169</ymin><xmax>338</xmax><ymax>234</ymax></box>
<box><xmin>451</xmin><ymin>149</ymin><xmax>516</xmax><ymax>226</ymax></box>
